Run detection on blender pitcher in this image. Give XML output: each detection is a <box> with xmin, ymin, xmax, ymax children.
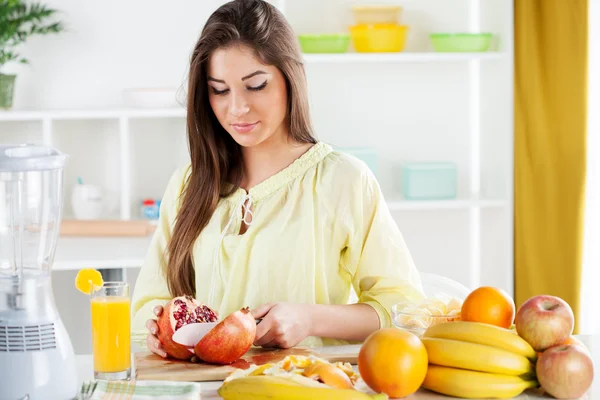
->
<box><xmin>0</xmin><ymin>144</ymin><xmax>78</xmax><ymax>400</ymax></box>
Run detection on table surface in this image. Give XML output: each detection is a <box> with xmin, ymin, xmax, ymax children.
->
<box><xmin>76</xmin><ymin>334</ymin><xmax>599</xmax><ymax>399</ymax></box>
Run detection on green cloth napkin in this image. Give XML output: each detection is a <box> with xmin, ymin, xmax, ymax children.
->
<box><xmin>79</xmin><ymin>380</ymin><xmax>202</xmax><ymax>400</ymax></box>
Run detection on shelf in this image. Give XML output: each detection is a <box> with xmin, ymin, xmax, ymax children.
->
<box><xmin>386</xmin><ymin>198</ymin><xmax>507</xmax><ymax>211</ymax></box>
<box><xmin>302</xmin><ymin>52</ymin><xmax>506</xmax><ymax>64</ymax></box>
<box><xmin>53</xmin><ymin>236</ymin><xmax>152</xmax><ymax>271</ymax></box>
<box><xmin>60</xmin><ymin>219</ymin><xmax>157</xmax><ymax>237</ymax></box>
<box><xmin>0</xmin><ymin>107</ymin><xmax>186</xmax><ymax>122</ymax></box>
<box><xmin>48</xmin><ymin>198</ymin><xmax>506</xmax><ymax>271</ymax></box>
<box><xmin>0</xmin><ymin>52</ymin><xmax>505</xmax><ymax>123</ymax></box>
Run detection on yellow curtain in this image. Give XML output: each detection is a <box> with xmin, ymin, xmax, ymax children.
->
<box><xmin>514</xmin><ymin>0</ymin><xmax>588</xmax><ymax>333</ymax></box>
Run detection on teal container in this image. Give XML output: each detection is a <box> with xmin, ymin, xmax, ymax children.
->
<box><xmin>402</xmin><ymin>162</ymin><xmax>457</xmax><ymax>200</ymax></box>
<box><xmin>298</xmin><ymin>34</ymin><xmax>351</xmax><ymax>54</ymax></box>
<box><xmin>337</xmin><ymin>147</ymin><xmax>378</xmax><ymax>176</ymax></box>
<box><xmin>430</xmin><ymin>33</ymin><xmax>493</xmax><ymax>52</ymax></box>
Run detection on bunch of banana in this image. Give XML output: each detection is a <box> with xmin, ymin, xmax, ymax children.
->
<box><xmin>420</xmin><ymin>321</ymin><xmax>539</xmax><ymax>399</ymax></box>
<box><xmin>217</xmin><ymin>375</ymin><xmax>388</xmax><ymax>400</ymax></box>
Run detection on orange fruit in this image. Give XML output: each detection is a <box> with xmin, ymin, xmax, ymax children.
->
<box><xmin>460</xmin><ymin>286</ymin><xmax>515</xmax><ymax>329</ymax></box>
<box><xmin>75</xmin><ymin>268</ymin><xmax>103</xmax><ymax>294</ymax></box>
<box><xmin>302</xmin><ymin>362</ymin><xmax>354</xmax><ymax>389</ymax></box>
<box><xmin>358</xmin><ymin>328</ymin><xmax>428</xmax><ymax>398</ymax></box>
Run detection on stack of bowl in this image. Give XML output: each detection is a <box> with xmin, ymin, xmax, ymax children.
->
<box><xmin>349</xmin><ymin>5</ymin><xmax>408</xmax><ymax>52</ymax></box>
<box><xmin>297</xmin><ymin>33</ymin><xmax>351</xmax><ymax>54</ymax></box>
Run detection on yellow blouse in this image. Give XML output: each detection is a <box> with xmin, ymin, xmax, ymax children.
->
<box><xmin>131</xmin><ymin>142</ymin><xmax>425</xmax><ymax>347</ymax></box>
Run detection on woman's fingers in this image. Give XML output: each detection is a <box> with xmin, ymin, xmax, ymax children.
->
<box><xmin>146</xmin><ymin>317</ymin><xmax>166</xmax><ymax>357</ymax></box>
<box><xmin>146</xmin><ymin>333</ymin><xmax>167</xmax><ymax>358</ymax></box>
<box><xmin>250</xmin><ymin>302</ymin><xmax>275</xmax><ymax>319</ymax></box>
<box><xmin>263</xmin><ymin>338</ymin><xmax>283</xmax><ymax>348</ymax></box>
<box><xmin>146</xmin><ymin>319</ymin><xmax>158</xmax><ymax>335</ymax></box>
<box><xmin>154</xmin><ymin>305</ymin><xmax>163</xmax><ymax>317</ymax></box>
<box><xmin>253</xmin><ymin>317</ymin><xmax>277</xmax><ymax>347</ymax></box>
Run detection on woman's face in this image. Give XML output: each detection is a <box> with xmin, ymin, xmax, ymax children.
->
<box><xmin>206</xmin><ymin>45</ymin><xmax>289</xmax><ymax>148</ymax></box>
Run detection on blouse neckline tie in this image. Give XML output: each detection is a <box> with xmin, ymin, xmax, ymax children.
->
<box><xmin>207</xmin><ymin>192</ymin><xmax>253</xmax><ymax>306</ymax></box>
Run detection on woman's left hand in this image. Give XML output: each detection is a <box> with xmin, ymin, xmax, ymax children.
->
<box><xmin>251</xmin><ymin>302</ymin><xmax>313</xmax><ymax>349</ymax></box>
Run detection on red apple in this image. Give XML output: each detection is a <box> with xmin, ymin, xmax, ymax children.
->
<box><xmin>536</xmin><ymin>344</ymin><xmax>594</xmax><ymax>399</ymax></box>
<box><xmin>515</xmin><ymin>295</ymin><xmax>574</xmax><ymax>352</ymax></box>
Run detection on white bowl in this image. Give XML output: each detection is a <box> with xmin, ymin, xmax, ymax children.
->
<box><xmin>391</xmin><ymin>273</ymin><xmax>471</xmax><ymax>337</ymax></box>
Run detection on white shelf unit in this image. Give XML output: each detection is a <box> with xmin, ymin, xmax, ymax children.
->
<box><xmin>289</xmin><ymin>0</ymin><xmax>513</xmax><ymax>294</ymax></box>
<box><xmin>1</xmin><ymin>107</ymin><xmax>508</xmax><ymax>217</ymax></box>
<box><xmin>0</xmin><ymin>1</ymin><xmax>514</xmax><ymax>293</ymax></box>
<box><xmin>0</xmin><ymin>0</ymin><xmax>514</xmax><ymax>356</ymax></box>
<box><xmin>302</xmin><ymin>52</ymin><xmax>505</xmax><ymax>63</ymax></box>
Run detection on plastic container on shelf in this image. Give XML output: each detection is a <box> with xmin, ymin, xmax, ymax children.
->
<box><xmin>350</xmin><ymin>24</ymin><xmax>408</xmax><ymax>53</ymax></box>
<box><xmin>402</xmin><ymin>162</ymin><xmax>457</xmax><ymax>200</ymax></box>
<box><xmin>298</xmin><ymin>34</ymin><xmax>351</xmax><ymax>53</ymax></box>
<box><xmin>430</xmin><ymin>33</ymin><xmax>494</xmax><ymax>52</ymax></box>
<box><xmin>337</xmin><ymin>147</ymin><xmax>378</xmax><ymax>176</ymax></box>
<box><xmin>140</xmin><ymin>198</ymin><xmax>160</xmax><ymax>220</ymax></box>
<box><xmin>351</xmin><ymin>5</ymin><xmax>402</xmax><ymax>25</ymax></box>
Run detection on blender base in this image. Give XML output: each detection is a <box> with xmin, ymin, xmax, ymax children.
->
<box><xmin>0</xmin><ymin>318</ymin><xmax>78</xmax><ymax>400</ymax></box>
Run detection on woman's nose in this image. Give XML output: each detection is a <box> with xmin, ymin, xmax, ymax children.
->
<box><xmin>229</xmin><ymin>92</ymin><xmax>250</xmax><ymax>118</ymax></box>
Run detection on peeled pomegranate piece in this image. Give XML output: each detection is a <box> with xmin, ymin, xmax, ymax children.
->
<box><xmin>157</xmin><ymin>295</ymin><xmax>218</xmax><ymax>360</ymax></box>
<box><xmin>194</xmin><ymin>307</ymin><xmax>256</xmax><ymax>365</ymax></box>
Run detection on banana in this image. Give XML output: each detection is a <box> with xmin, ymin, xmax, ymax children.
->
<box><xmin>421</xmin><ymin>337</ymin><xmax>534</xmax><ymax>376</ymax></box>
<box><xmin>217</xmin><ymin>375</ymin><xmax>388</xmax><ymax>400</ymax></box>
<box><xmin>422</xmin><ymin>365</ymin><xmax>538</xmax><ymax>399</ymax></box>
<box><xmin>423</xmin><ymin>321</ymin><xmax>538</xmax><ymax>360</ymax></box>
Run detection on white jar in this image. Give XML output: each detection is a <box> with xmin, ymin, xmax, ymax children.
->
<box><xmin>71</xmin><ymin>184</ymin><xmax>105</xmax><ymax>220</ymax></box>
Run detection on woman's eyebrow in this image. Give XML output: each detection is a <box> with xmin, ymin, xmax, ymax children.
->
<box><xmin>207</xmin><ymin>76</ymin><xmax>225</xmax><ymax>83</ymax></box>
<box><xmin>207</xmin><ymin>71</ymin><xmax>267</xmax><ymax>83</ymax></box>
<box><xmin>242</xmin><ymin>70</ymin><xmax>267</xmax><ymax>81</ymax></box>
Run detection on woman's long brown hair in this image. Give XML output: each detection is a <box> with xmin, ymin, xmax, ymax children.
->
<box><xmin>166</xmin><ymin>0</ymin><xmax>317</xmax><ymax>297</ymax></box>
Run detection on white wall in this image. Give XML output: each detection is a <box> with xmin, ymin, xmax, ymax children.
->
<box><xmin>1</xmin><ymin>0</ymin><xmax>514</xmax><ymax>353</ymax></box>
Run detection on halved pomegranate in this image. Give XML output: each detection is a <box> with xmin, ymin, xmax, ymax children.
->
<box><xmin>157</xmin><ymin>295</ymin><xmax>218</xmax><ymax>360</ymax></box>
<box><xmin>194</xmin><ymin>307</ymin><xmax>256</xmax><ymax>364</ymax></box>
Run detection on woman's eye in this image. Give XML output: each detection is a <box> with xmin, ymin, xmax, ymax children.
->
<box><xmin>248</xmin><ymin>81</ymin><xmax>267</xmax><ymax>92</ymax></box>
<box><xmin>211</xmin><ymin>87</ymin><xmax>229</xmax><ymax>95</ymax></box>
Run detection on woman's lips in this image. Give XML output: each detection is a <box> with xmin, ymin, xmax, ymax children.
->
<box><xmin>231</xmin><ymin>122</ymin><xmax>259</xmax><ymax>133</ymax></box>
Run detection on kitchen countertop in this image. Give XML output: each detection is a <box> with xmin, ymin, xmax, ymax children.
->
<box><xmin>76</xmin><ymin>335</ymin><xmax>599</xmax><ymax>399</ymax></box>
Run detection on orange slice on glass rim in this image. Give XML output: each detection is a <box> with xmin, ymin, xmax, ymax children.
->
<box><xmin>75</xmin><ymin>268</ymin><xmax>103</xmax><ymax>294</ymax></box>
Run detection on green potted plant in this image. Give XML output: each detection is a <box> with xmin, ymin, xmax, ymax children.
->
<box><xmin>0</xmin><ymin>0</ymin><xmax>64</xmax><ymax>109</ymax></box>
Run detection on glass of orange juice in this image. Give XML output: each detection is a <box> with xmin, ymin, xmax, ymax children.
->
<box><xmin>90</xmin><ymin>281</ymin><xmax>131</xmax><ymax>380</ymax></box>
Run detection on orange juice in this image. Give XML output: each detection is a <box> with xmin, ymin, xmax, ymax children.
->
<box><xmin>91</xmin><ymin>296</ymin><xmax>131</xmax><ymax>373</ymax></box>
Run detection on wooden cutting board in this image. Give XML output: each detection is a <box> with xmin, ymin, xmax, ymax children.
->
<box><xmin>134</xmin><ymin>345</ymin><xmax>361</xmax><ymax>382</ymax></box>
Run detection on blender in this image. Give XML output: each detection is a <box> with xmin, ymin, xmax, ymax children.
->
<box><xmin>0</xmin><ymin>144</ymin><xmax>78</xmax><ymax>399</ymax></box>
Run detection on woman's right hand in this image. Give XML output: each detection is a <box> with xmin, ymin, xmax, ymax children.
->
<box><xmin>145</xmin><ymin>305</ymin><xmax>167</xmax><ymax>358</ymax></box>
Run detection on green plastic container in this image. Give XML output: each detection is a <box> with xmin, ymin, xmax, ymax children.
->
<box><xmin>298</xmin><ymin>34</ymin><xmax>351</xmax><ymax>54</ymax></box>
<box><xmin>430</xmin><ymin>33</ymin><xmax>493</xmax><ymax>52</ymax></box>
<box><xmin>0</xmin><ymin>74</ymin><xmax>16</xmax><ymax>109</ymax></box>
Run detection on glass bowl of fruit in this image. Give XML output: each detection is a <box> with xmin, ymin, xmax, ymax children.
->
<box><xmin>391</xmin><ymin>272</ymin><xmax>472</xmax><ymax>337</ymax></box>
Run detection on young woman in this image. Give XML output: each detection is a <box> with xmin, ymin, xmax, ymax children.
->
<box><xmin>132</xmin><ymin>0</ymin><xmax>425</xmax><ymax>357</ymax></box>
